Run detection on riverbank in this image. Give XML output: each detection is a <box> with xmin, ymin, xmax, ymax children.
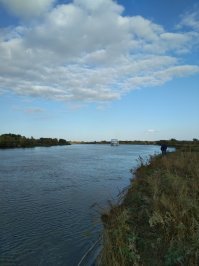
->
<box><xmin>98</xmin><ymin>151</ymin><xmax>199</xmax><ymax>265</ymax></box>
<box><xmin>0</xmin><ymin>134</ymin><xmax>71</xmax><ymax>148</ymax></box>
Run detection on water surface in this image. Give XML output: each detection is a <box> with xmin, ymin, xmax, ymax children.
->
<box><xmin>0</xmin><ymin>144</ymin><xmax>161</xmax><ymax>265</ymax></box>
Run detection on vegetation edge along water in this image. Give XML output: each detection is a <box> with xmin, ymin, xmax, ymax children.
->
<box><xmin>0</xmin><ymin>133</ymin><xmax>71</xmax><ymax>148</ymax></box>
<box><xmin>98</xmin><ymin>145</ymin><xmax>199</xmax><ymax>265</ymax></box>
<box><xmin>1</xmin><ymin>133</ymin><xmax>199</xmax><ymax>150</ymax></box>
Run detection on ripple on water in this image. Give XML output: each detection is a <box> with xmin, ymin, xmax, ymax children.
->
<box><xmin>0</xmin><ymin>145</ymin><xmax>162</xmax><ymax>265</ymax></box>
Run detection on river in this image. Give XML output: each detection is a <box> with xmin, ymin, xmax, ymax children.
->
<box><xmin>0</xmin><ymin>144</ymin><xmax>162</xmax><ymax>265</ymax></box>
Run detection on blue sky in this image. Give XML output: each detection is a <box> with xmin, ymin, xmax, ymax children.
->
<box><xmin>0</xmin><ymin>0</ymin><xmax>199</xmax><ymax>141</ymax></box>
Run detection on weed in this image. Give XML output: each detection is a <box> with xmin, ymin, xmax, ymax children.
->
<box><xmin>99</xmin><ymin>151</ymin><xmax>199</xmax><ymax>265</ymax></box>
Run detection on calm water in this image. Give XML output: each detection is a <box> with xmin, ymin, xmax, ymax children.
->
<box><xmin>0</xmin><ymin>144</ymin><xmax>162</xmax><ymax>266</ymax></box>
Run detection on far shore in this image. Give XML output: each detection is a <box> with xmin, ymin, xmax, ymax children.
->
<box><xmin>1</xmin><ymin>133</ymin><xmax>198</xmax><ymax>151</ymax></box>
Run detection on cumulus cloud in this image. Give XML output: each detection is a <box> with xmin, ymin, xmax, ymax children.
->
<box><xmin>0</xmin><ymin>0</ymin><xmax>55</xmax><ymax>18</ymax></box>
<box><xmin>0</xmin><ymin>0</ymin><xmax>199</xmax><ymax>104</ymax></box>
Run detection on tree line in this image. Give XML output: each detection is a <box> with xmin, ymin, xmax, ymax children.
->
<box><xmin>0</xmin><ymin>134</ymin><xmax>71</xmax><ymax>148</ymax></box>
<box><xmin>156</xmin><ymin>138</ymin><xmax>199</xmax><ymax>151</ymax></box>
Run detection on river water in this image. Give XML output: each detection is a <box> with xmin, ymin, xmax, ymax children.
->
<box><xmin>0</xmin><ymin>144</ymin><xmax>162</xmax><ymax>266</ymax></box>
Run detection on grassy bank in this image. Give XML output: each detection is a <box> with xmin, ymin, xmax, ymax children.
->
<box><xmin>98</xmin><ymin>151</ymin><xmax>199</xmax><ymax>265</ymax></box>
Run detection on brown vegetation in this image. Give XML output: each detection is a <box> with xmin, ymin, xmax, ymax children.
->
<box><xmin>99</xmin><ymin>151</ymin><xmax>199</xmax><ymax>265</ymax></box>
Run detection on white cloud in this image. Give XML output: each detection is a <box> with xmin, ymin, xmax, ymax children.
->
<box><xmin>0</xmin><ymin>0</ymin><xmax>55</xmax><ymax>18</ymax></box>
<box><xmin>146</xmin><ymin>129</ymin><xmax>158</xmax><ymax>133</ymax></box>
<box><xmin>178</xmin><ymin>9</ymin><xmax>199</xmax><ymax>31</ymax></box>
<box><xmin>154</xmin><ymin>65</ymin><xmax>199</xmax><ymax>81</ymax></box>
<box><xmin>74</xmin><ymin>0</ymin><xmax>124</xmax><ymax>13</ymax></box>
<box><xmin>0</xmin><ymin>0</ymin><xmax>199</xmax><ymax>104</ymax></box>
<box><xmin>129</xmin><ymin>16</ymin><xmax>164</xmax><ymax>41</ymax></box>
<box><xmin>176</xmin><ymin>8</ymin><xmax>199</xmax><ymax>50</ymax></box>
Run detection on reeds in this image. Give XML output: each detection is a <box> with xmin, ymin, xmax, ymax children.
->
<box><xmin>99</xmin><ymin>151</ymin><xmax>199</xmax><ymax>265</ymax></box>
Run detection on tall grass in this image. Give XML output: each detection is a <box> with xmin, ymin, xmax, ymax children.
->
<box><xmin>98</xmin><ymin>151</ymin><xmax>199</xmax><ymax>265</ymax></box>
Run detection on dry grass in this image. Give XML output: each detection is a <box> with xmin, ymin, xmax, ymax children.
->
<box><xmin>98</xmin><ymin>151</ymin><xmax>199</xmax><ymax>266</ymax></box>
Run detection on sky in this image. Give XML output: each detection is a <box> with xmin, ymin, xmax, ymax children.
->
<box><xmin>0</xmin><ymin>0</ymin><xmax>199</xmax><ymax>141</ymax></box>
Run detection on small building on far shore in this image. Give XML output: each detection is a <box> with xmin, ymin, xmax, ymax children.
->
<box><xmin>111</xmin><ymin>139</ymin><xmax>119</xmax><ymax>146</ymax></box>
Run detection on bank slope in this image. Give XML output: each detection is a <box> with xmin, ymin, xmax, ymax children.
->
<box><xmin>99</xmin><ymin>151</ymin><xmax>199</xmax><ymax>266</ymax></box>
